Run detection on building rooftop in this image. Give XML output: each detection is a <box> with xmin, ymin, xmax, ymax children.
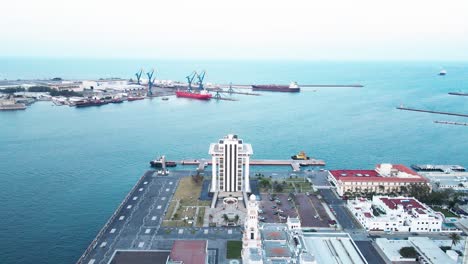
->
<box><xmin>109</xmin><ymin>250</ymin><xmax>170</xmax><ymax>264</ymax></box>
<box><xmin>302</xmin><ymin>234</ymin><xmax>367</xmax><ymax>264</ymax></box>
<box><xmin>264</xmin><ymin>241</ymin><xmax>292</xmax><ymax>258</ymax></box>
<box><xmin>330</xmin><ymin>164</ymin><xmax>427</xmax><ymax>183</ymax></box>
<box><xmin>169</xmin><ymin>240</ymin><xmax>207</xmax><ymax>264</ymax></box>
<box><xmin>379</xmin><ymin>197</ymin><xmax>425</xmax><ymax>210</ymax></box>
<box><xmin>409</xmin><ymin>237</ymin><xmax>457</xmax><ymax>264</ymax></box>
<box><xmin>262</xmin><ymin>229</ymin><xmax>288</xmax><ymax>241</ymax></box>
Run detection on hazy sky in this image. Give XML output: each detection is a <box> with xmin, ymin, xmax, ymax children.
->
<box><xmin>2</xmin><ymin>0</ymin><xmax>468</xmax><ymax>60</ymax></box>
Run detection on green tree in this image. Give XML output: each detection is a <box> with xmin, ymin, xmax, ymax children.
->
<box><xmin>274</xmin><ymin>183</ymin><xmax>284</xmax><ymax>193</ymax></box>
<box><xmin>222</xmin><ymin>214</ymin><xmax>229</xmax><ymax>223</ymax></box>
<box><xmin>399</xmin><ymin>247</ymin><xmax>418</xmax><ymax>258</ymax></box>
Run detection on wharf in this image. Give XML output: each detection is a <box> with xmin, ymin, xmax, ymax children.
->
<box><xmin>397</xmin><ymin>107</ymin><xmax>468</xmax><ymax>118</ymax></box>
<box><xmin>448</xmin><ymin>92</ymin><xmax>468</xmax><ymax>96</ymax></box>
<box><xmin>434</xmin><ymin>120</ymin><xmax>468</xmax><ymax>126</ymax></box>
<box><xmin>180</xmin><ymin>158</ymin><xmax>325</xmax><ymax>171</ymax></box>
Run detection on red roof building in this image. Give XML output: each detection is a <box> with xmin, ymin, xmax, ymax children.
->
<box><xmin>169</xmin><ymin>240</ymin><xmax>207</xmax><ymax>264</ymax></box>
<box><xmin>328</xmin><ymin>164</ymin><xmax>429</xmax><ymax>196</ymax></box>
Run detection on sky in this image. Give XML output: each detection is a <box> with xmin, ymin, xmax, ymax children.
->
<box><xmin>1</xmin><ymin>0</ymin><xmax>468</xmax><ymax>60</ymax></box>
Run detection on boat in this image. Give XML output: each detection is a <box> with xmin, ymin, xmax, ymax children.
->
<box><xmin>0</xmin><ymin>100</ymin><xmax>27</xmax><ymax>111</ymax></box>
<box><xmin>110</xmin><ymin>98</ymin><xmax>124</xmax><ymax>103</ymax></box>
<box><xmin>291</xmin><ymin>151</ymin><xmax>310</xmax><ymax>160</ymax></box>
<box><xmin>176</xmin><ymin>90</ymin><xmax>212</xmax><ymax>100</ymax></box>
<box><xmin>150</xmin><ymin>157</ymin><xmax>177</xmax><ymax>168</ymax></box>
<box><xmin>127</xmin><ymin>96</ymin><xmax>145</xmax><ymax>101</ymax></box>
<box><xmin>252</xmin><ymin>82</ymin><xmax>300</xmax><ymax>92</ymax></box>
<box><xmin>75</xmin><ymin>99</ymin><xmax>108</xmax><ymax>107</ymax></box>
<box><xmin>439</xmin><ymin>70</ymin><xmax>447</xmax><ymax>76</ymax></box>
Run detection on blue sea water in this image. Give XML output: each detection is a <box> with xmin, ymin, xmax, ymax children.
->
<box><xmin>0</xmin><ymin>59</ymin><xmax>467</xmax><ymax>264</ymax></box>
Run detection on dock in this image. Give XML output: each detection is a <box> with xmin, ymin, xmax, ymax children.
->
<box><xmin>179</xmin><ymin>158</ymin><xmax>325</xmax><ymax>171</ymax></box>
<box><xmin>434</xmin><ymin>120</ymin><xmax>468</xmax><ymax>126</ymax></box>
<box><xmin>397</xmin><ymin>107</ymin><xmax>468</xmax><ymax>118</ymax></box>
<box><xmin>448</xmin><ymin>92</ymin><xmax>468</xmax><ymax>97</ymax></box>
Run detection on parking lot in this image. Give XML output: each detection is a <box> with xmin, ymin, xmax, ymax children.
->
<box><xmin>259</xmin><ymin>193</ymin><xmax>333</xmax><ymax>228</ymax></box>
<box><xmin>260</xmin><ymin>193</ymin><xmax>298</xmax><ymax>223</ymax></box>
<box><xmin>296</xmin><ymin>194</ymin><xmax>331</xmax><ymax>228</ymax></box>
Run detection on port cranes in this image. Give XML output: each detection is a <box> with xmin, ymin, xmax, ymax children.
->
<box><xmin>196</xmin><ymin>70</ymin><xmax>206</xmax><ymax>91</ymax></box>
<box><xmin>146</xmin><ymin>69</ymin><xmax>155</xmax><ymax>96</ymax></box>
<box><xmin>186</xmin><ymin>71</ymin><xmax>197</xmax><ymax>92</ymax></box>
<box><xmin>135</xmin><ymin>69</ymin><xmax>143</xmax><ymax>85</ymax></box>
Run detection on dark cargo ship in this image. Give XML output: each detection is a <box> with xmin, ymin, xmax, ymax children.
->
<box><xmin>252</xmin><ymin>82</ymin><xmax>300</xmax><ymax>92</ymax></box>
<box><xmin>75</xmin><ymin>99</ymin><xmax>109</xmax><ymax>107</ymax></box>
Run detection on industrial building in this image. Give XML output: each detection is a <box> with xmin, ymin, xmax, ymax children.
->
<box><xmin>411</xmin><ymin>164</ymin><xmax>468</xmax><ymax>192</ymax></box>
<box><xmin>328</xmin><ymin>164</ymin><xmax>429</xmax><ymax>196</ymax></box>
<box><xmin>376</xmin><ymin>237</ymin><xmax>462</xmax><ymax>263</ymax></box>
<box><xmin>347</xmin><ymin>196</ymin><xmax>444</xmax><ymax>232</ymax></box>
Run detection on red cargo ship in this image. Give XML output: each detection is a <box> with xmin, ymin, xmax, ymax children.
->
<box><xmin>252</xmin><ymin>82</ymin><xmax>300</xmax><ymax>93</ymax></box>
<box><xmin>176</xmin><ymin>90</ymin><xmax>212</xmax><ymax>100</ymax></box>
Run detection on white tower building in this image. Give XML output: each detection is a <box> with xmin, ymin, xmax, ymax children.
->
<box><xmin>209</xmin><ymin>134</ymin><xmax>253</xmax><ymax>195</ymax></box>
<box><xmin>242</xmin><ymin>194</ymin><xmax>263</xmax><ymax>264</ymax></box>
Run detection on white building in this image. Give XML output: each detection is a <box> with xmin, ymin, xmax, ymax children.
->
<box><xmin>376</xmin><ymin>237</ymin><xmax>460</xmax><ymax>264</ymax></box>
<box><xmin>209</xmin><ymin>134</ymin><xmax>253</xmax><ymax>195</ymax></box>
<box><xmin>242</xmin><ymin>195</ymin><xmax>366</xmax><ymax>264</ymax></box>
<box><xmin>328</xmin><ymin>164</ymin><xmax>429</xmax><ymax>196</ymax></box>
<box><xmin>348</xmin><ymin>196</ymin><xmax>443</xmax><ymax>232</ymax></box>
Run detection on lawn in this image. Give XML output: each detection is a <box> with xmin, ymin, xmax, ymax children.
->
<box><xmin>226</xmin><ymin>240</ymin><xmax>243</xmax><ymax>259</ymax></box>
<box><xmin>174</xmin><ymin>176</ymin><xmax>211</xmax><ymax>207</ymax></box>
<box><xmin>433</xmin><ymin>207</ymin><xmax>458</xmax><ymax>217</ymax></box>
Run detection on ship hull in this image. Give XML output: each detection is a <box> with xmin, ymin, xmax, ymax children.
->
<box><xmin>291</xmin><ymin>156</ymin><xmax>310</xmax><ymax>160</ymax></box>
<box><xmin>252</xmin><ymin>85</ymin><xmax>300</xmax><ymax>92</ymax></box>
<box><xmin>75</xmin><ymin>101</ymin><xmax>108</xmax><ymax>107</ymax></box>
<box><xmin>176</xmin><ymin>91</ymin><xmax>212</xmax><ymax>100</ymax></box>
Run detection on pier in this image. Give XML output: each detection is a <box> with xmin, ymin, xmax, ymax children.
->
<box><xmin>434</xmin><ymin>120</ymin><xmax>468</xmax><ymax>126</ymax></box>
<box><xmin>397</xmin><ymin>107</ymin><xmax>468</xmax><ymax>118</ymax></box>
<box><xmin>448</xmin><ymin>92</ymin><xmax>468</xmax><ymax>97</ymax></box>
<box><xmin>179</xmin><ymin>158</ymin><xmax>325</xmax><ymax>171</ymax></box>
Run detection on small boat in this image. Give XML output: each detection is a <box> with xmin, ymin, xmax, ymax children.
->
<box><xmin>439</xmin><ymin>69</ymin><xmax>447</xmax><ymax>76</ymax></box>
<box><xmin>291</xmin><ymin>151</ymin><xmax>310</xmax><ymax>160</ymax></box>
<box><xmin>111</xmin><ymin>98</ymin><xmax>124</xmax><ymax>103</ymax></box>
<box><xmin>162</xmin><ymin>97</ymin><xmax>169</xmax><ymax>101</ymax></box>
<box><xmin>127</xmin><ymin>96</ymin><xmax>145</xmax><ymax>101</ymax></box>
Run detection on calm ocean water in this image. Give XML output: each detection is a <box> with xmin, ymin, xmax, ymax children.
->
<box><xmin>0</xmin><ymin>59</ymin><xmax>467</xmax><ymax>264</ymax></box>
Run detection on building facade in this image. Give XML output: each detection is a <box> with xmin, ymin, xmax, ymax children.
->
<box><xmin>328</xmin><ymin>164</ymin><xmax>429</xmax><ymax>196</ymax></box>
<box><xmin>347</xmin><ymin>196</ymin><xmax>443</xmax><ymax>232</ymax></box>
<box><xmin>209</xmin><ymin>134</ymin><xmax>253</xmax><ymax>194</ymax></box>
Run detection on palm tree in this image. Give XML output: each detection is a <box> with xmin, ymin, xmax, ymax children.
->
<box><xmin>234</xmin><ymin>214</ymin><xmax>239</xmax><ymax>224</ymax></box>
<box><xmin>449</xmin><ymin>233</ymin><xmax>461</xmax><ymax>248</ymax></box>
<box><xmin>222</xmin><ymin>214</ymin><xmax>229</xmax><ymax>223</ymax></box>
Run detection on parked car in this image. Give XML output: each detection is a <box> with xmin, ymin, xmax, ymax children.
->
<box><xmin>272</xmin><ymin>205</ymin><xmax>277</xmax><ymax>209</ymax></box>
